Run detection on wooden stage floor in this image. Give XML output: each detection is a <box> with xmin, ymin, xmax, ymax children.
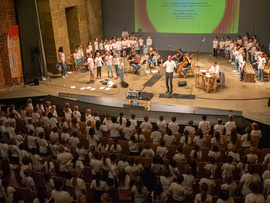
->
<box><xmin>1</xmin><ymin>53</ymin><xmax>270</xmax><ymax>125</ymax></box>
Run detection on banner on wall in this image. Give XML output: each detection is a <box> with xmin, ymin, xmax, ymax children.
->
<box><xmin>7</xmin><ymin>25</ymin><xmax>23</xmax><ymax>79</ymax></box>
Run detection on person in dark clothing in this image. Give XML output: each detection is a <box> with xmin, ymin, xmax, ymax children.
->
<box><xmin>140</xmin><ymin>163</ymin><xmax>156</xmax><ymax>192</ymax></box>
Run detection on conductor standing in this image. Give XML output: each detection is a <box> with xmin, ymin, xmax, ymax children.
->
<box><xmin>161</xmin><ymin>55</ymin><xmax>176</xmax><ymax>94</ymax></box>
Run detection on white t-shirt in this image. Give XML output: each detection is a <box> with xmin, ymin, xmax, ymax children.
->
<box><xmin>140</xmin><ymin>148</ymin><xmax>155</xmax><ymax>157</ymax></box>
<box><xmin>95</xmin><ymin>57</ymin><xmax>103</xmax><ymax>67</ymax></box>
<box><xmin>213</xmin><ymin>40</ymin><xmax>218</xmax><ymax>49</ymax></box>
<box><xmin>129</xmin><ymin>119</ymin><xmax>137</xmax><ymax>130</ymax></box>
<box><xmin>173</xmin><ymin>153</ymin><xmax>186</xmax><ymax>162</ymax></box>
<box><xmin>221</xmin><ymin>182</ymin><xmax>238</xmax><ymax>197</ymax></box>
<box><xmin>180</xmin><ymin>136</ymin><xmax>192</xmax><ymax>146</ymax></box>
<box><xmin>164</xmin><ymin>60</ymin><xmax>176</xmax><ymax>73</ymax></box>
<box><xmin>184</xmin><ymin>126</ymin><xmax>196</xmax><ymax>135</ymax></box>
<box><xmin>94</xmin><ymin>41</ymin><xmax>99</xmax><ymax>50</ymax></box>
<box><xmin>194</xmin><ymin>193</ymin><xmax>212</xmax><ymax>203</ymax></box>
<box><xmin>146</xmin><ymin>38</ymin><xmax>152</xmax><ymax>46</ymax></box>
<box><xmin>105</xmin><ymin>55</ymin><xmax>113</xmax><ymax>66</ymax></box>
<box><xmin>156</xmin><ymin>146</ymin><xmax>168</xmax><ymax>158</ymax></box>
<box><xmin>245</xmin><ymin>193</ymin><xmax>265</xmax><ymax>203</ymax></box>
<box><xmin>157</xmin><ymin>120</ymin><xmax>167</xmax><ymax>132</ymax></box>
<box><xmin>51</xmin><ymin>190</ymin><xmax>73</xmax><ymax>203</ymax></box>
<box><xmin>224</xmin><ymin>121</ymin><xmax>236</xmax><ymax>135</ymax></box>
<box><xmin>182</xmin><ymin>174</ymin><xmax>195</xmax><ymax>195</ymax></box>
<box><xmin>112</xmin><ymin>57</ymin><xmax>119</xmax><ymax>66</ymax></box>
<box><xmin>139</xmin><ymin>39</ymin><xmax>144</xmax><ymax>46</ymax></box>
<box><xmin>214</xmin><ymin>124</ymin><xmax>224</xmax><ymax>135</ymax></box>
<box><xmin>168</xmin><ymin>122</ymin><xmax>179</xmax><ymax>134</ymax></box>
<box><xmin>90</xmin><ymin>159</ymin><xmax>102</xmax><ymax>175</ymax></box>
<box><xmin>90</xmin><ymin>180</ymin><xmax>109</xmax><ymax>191</ymax></box>
<box><xmin>209</xmin><ymin>65</ymin><xmax>220</xmax><ymax>77</ymax></box>
<box><xmin>219</xmin><ymin>41</ymin><xmax>225</xmax><ymax>49</ymax></box>
<box><xmin>258</xmin><ymin>57</ymin><xmax>266</xmax><ymax>70</ymax></box>
<box><xmin>150</xmin><ymin>131</ymin><xmax>162</xmax><ymax>144</ymax></box>
<box><xmin>140</xmin><ymin>121</ymin><xmax>152</xmax><ymax>132</ymax></box>
<box><xmin>163</xmin><ymin>134</ymin><xmax>175</xmax><ymax>145</ymax></box>
<box><xmin>57</xmin><ymin>152</ymin><xmax>73</xmax><ymax>172</ymax></box>
<box><xmin>221</xmin><ymin>163</ymin><xmax>235</xmax><ymax>179</ymax></box>
<box><xmin>240</xmin><ymin>173</ymin><xmax>261</xmax><ymax>196</ymax></box>
<box><xmin>198</xmin><ymin>120</ymin><xmax>211</xmax><ymax>134</ymax></box>
<box><xmin>170</xmin><ymin>182</ymin><xmax>186</xmax><ymax>201</ymax></box>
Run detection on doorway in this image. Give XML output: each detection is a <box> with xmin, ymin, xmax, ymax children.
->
<box><xmin>65</xmin><ymin>6</ymin><xmax>80</xmax><ymax>54</ymax></box>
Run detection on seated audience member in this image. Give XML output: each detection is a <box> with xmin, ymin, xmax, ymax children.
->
<box><xmin>216</xmin><ymin>189</ymin><xmax>234</xmax><ymax>203</ymax></box>
<box><xmin>180</xmin><ymin>130</ymin><xmax>192</xmax><ymax>147</ymax></box>
<box><xmin>208</xmin><ymin>145</ymin><xmax>221</xmax><ymax>161</ymax></box>
<box><xmin>194</xmin><ymin>183</ymin><xmax>212</xmax><ymax>203</ymax></box>
<box><xmin>211</xmin><ymin>132</ymin><xmax>223</xmax><ymax>147</ymax></box>
<box><xmin>173</xmin><ymin>145</ymin><xmax>186</xmax><ymax>162</ymax></box>
<box><xmin>90</xmin><ymin>171</ymin><xmax>109</xmax><ymax>202</ymax></box>
<box><xmin>163</xmin><ymin>128</ymin><xmax>176</xmax><ymax>145</ymax></box>
<box><xmin>193</xmin><ymin>129</ymin><xmax>206</xmax><ymax>147</ymax></box>
<box><xmin>140</xmin><ymin>142</ymin><xmax>155</xmax><ymax>157</ymax></box>
<box><xmin>246</xmin><ymin>146</ymin><xmax>258</xmax><ymax>164</ymax></box>
<box><xmin>245</xmin><ymin>183</ymin><xmax>265</xmax><ymax>203</ymax></box>
<box><xmin>184</xmin><ymin>120</ymin><xmax>196</xmax><ymax>135</ymax></box>
<box><xmin>151</xmin><ymin>182</ymin><xmax>168</xmax><ymax>203</ymax></box>
<box><xmin>251</xmin><ymin>122</ymin><xmax>262</xmax><ymax>138</ymax></box>
<box><xmin>190</xmin><ymin>145</ymin><xmax>202</xmax><ymax>162</ymax></box>
<box><xmin>199</xmin><ymin>170</ymin><xmax>216</xmax><ymax>194</ymax></box>
<box><xmin>131</xmin><ymin>176</ymin><xmax>149</xmax><ymax>202</ymax></box>
<box><xmin>150</xmin><ymin>125</ymin><xmax>162</xmax><ymax>144</ymax></box>
<box><xmin>239</xmin><ymin>165</ymin><xmax>261</xmax><ymax>196</ymax></box>
<box><xmin>170</xmin><ymin>175</ymin><xmax>187</xmax><ymax>202</ymax></box>
<box><xmin>156</xmin><ymin>139</ymin><xmax>168</xmax><ymax>158</ymax></box>
<box><xmin>241</xmin><ymin>127</ymin><xmax>253</xmax><ymax>148</ymax></box>
<box><xmin>221</xmin><ymin>176</ymin><xmax>238</xmax><ymax>197</ymax></box>
<box><xmin>51</xmin><ymin>178</ymin><xmax>73</xmax><ymax>203</ymax></box>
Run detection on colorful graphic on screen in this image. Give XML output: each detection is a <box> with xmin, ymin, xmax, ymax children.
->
<box><xmin>135</xmin><ymin>0</ymin><xmax>240</xmax><ymax>34</ymax></box>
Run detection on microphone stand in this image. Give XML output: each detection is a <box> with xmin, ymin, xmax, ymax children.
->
<box><xmin>196</xmin><ymin>38</ymin><xmax>205</xmax><ymax>69</ymax></box>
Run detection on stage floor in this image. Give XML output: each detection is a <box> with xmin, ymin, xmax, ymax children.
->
<box><xmin>1</xmin><ymin>53</ymin><xmax>270</xmax><ymax>125</ymax></box>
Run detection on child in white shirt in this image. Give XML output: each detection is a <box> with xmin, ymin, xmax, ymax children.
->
<box><xmin>150</xmin><ymin>125</ymin><xmax>162</xmax><ymax>144</ymax></box>
<box><xmin>212</xmin><ymin>36</ymin><xmax>218</xmax><ymax>58</ymax></box>
<box><xmin>73</xmin><ymin>105</ymin><xmax>81</xmax><ymax>122</ymax></box>
<box><xmin>168</xmin><ymin>117</ymin><xmax>179</xmax><ymax>134</ymax></box>
<box><xmin>140</xmin><ymin>116</ymin><xmax>152</xmax><ymax>132</ymax></box>
<box><xmin>105</xmin><ymin>51</ymin><xmax>113</xmax><ymax>78</ymax></box>
<box><xmin>140</xmin><ymin>142</ymin><xmax>155</xmax><ymax>157</ymax></box>
<box><xmin>156</xmin><ymin>140</ymin><xmax>168</xmax><ymax>158</ymax></box>
<box><xmin>180</xmin><ymin>130</ymin><xmax>192</xmax><ymax>147</ymax></box>
<box><xmin>128</xmin><ymin>135</ymin><xmax>139</xmax><ymax>156</ymax></box>
<box><xmin>224</xmin><ymin>115</ymin><xmax>236</xmax><ymax>135</ymax></box>
<box><xmin>110</xmin><ymin>138</ymin><xmax>122</xmax><ymax>153</ymax></box>
<box><xmin>129</xmin><ymin>114</ymin><xmax>138</xmax><ymax>130</ymax></box>
<box><xmin>95</xmin><ymin>52</ymin><xmax>104</xmax><ymax>79</ymax></box>
<box><xmin>213</xmin><ymin>118</ymin><xmax>224</xmax><ymax>135</ymax></box>
<box><xmin>219</xmin><ymin>38</ymin><xmax>225</xmax><ymax>58</ymax></box>
<box><xmin>117</xmin><ymin>112</ymin><xmax>127</xmax><ymax>129</ymax></box>
<box><xmin>157</xmin><ymin>115</ymin><xmax>167</xmax><ymax>132</ymax></box>
<box><xmin>163</xmin><ymin>128</ymin><xmax>176</xmax><ymax>145</ymax></box>
<box><xmin>184</xmin><ymin>120</ymin><xmax>196</xmax><ymax>135</ymax></box>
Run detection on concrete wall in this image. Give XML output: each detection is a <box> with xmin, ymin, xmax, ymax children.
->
<box><xmin>0</xmin><ymin>0</ymin><xmax>16</xmax><ymax>89</ymax></box>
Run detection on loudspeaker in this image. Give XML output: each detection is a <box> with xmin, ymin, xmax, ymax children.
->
<box><xmin>121</xmin><ymin>81</ymin><xmax>129</xmax><ymax>88</ymax></box>
<box><xmin>178</xmin><ymin>81</ymin><xmax>187</xmax><ymax>87</ymax></box>
<box><xmin>140</xmin><ymin>92</ymin><xmax>153</xmax><ymax>101</ymax></box>
<box><xmin>34</xmin><ymin>77</ymin><xmax>39</xmax><ymax>85</ymax></box>
<box><xmin>268</xmin><ymin>98</ymin><xmax>270</xmax><ymax>106</ymax></box>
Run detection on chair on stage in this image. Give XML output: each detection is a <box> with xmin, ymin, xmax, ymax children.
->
<box><xmin>186</xmin><ymin>61</ymin><xmax>196</xmax><ymax>76</ymax></box>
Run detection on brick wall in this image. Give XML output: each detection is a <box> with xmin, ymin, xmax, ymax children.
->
<box><xmin>0</xmin><ymin>0</ymin><xmax>17</xmax><ymax>89</ymax></box>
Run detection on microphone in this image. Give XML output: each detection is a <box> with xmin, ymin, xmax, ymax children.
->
<box><xmin>202</xmin><ymin>38</ymin><xmax>205</xmax><ymax>42</ymax></box>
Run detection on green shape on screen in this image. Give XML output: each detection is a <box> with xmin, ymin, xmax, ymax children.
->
<box><xmin>146</xmin><ymin>0</ymin><xmax>226</xmax><ymax>33</ymax></box>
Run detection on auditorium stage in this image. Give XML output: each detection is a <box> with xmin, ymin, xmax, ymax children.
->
<box><xmin>1</xmin><ymin>53</ymin><xmax>270</xmax><ymax>125</ymax></box>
